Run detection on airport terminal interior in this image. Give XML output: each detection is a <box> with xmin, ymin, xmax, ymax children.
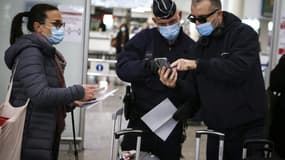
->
<box><xmin>0</xmin><ymin>0</ymin><xmax>285</xmax><ymax>159</ymax></box>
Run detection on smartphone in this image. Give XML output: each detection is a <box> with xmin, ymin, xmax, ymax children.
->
<box><xmin>154</xmin><ymin>57</ymin><xmax>171</xmax><ymax>69</ymax></box>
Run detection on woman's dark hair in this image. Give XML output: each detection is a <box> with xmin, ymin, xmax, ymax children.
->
<box><xmin>10</xmin><ymin>3</ymin><xmax>58</xmax><ymax>44</ymax></box>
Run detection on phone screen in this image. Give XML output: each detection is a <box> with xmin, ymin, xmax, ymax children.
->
<box><xmin>154</xmin><ymin>57</ymin><xmax>171</xmax><ymax>68</ymax></box>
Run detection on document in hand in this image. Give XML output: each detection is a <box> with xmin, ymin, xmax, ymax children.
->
<box><xmin>141</xmin><ymin>98</ymin><xmax>178</xmax><ymax>141</ymax></box>
<box><xmin>80</xmin><ymin>88</ymin><xmax>118</xmax><ymax>108</ymax></box>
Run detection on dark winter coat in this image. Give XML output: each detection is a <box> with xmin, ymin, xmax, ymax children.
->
<box><xmin>116</xmin><ymin>28</ymin><xmax>197</xmax><ymax>116</ymax></box>
<box><xmin>116</xmin><ymin>28</ymin><xmax>197</xmax><ymax>159</ymax></box>
<box><xmin>268</xmin><ymin>54</ymin><xmax>285</xmax><ymax>158</ymax></box>
<box><xmin>4</xmin><ymin>33</ymin><xmax>84</xmax><ymax>160</ymax></box>
<box><xmin>191</xmin><ymin>12</ymin><xmax>267</xmax><ymax>129</ymax></box>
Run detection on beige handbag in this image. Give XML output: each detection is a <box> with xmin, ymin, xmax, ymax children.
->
<box><xmin>0</xmin><ymin>67</ymin><xmax>29</xmax><ymax>160</ymax></box>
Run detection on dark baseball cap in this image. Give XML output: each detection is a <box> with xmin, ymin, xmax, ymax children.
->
<box><xmin>152</xmin><ymin>0</ymin><xmax>177</xmax><ymax>19</ymax></box>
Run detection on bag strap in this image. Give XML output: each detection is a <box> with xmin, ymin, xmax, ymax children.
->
<box><xmin>4</xmin><ymin>61</ymin><xmax>18</xmax><ymax>104</ymax></box>
<box><xmin>4</xmin><ymin>61</ymin><xmax>30</xmax><ymax>106</ymax></box>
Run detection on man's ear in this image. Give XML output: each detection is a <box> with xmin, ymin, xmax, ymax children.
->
<box><xmin>152</xmin><ymin>17</ymin><xmax>157</xmax><ymax>24</ymax></box>
<box><xmin>178</xmin><ymin>11</ymin><xmax>182</xmax><ymax>20</ymax></box>
<box><xmin>217</xmin><ymin>10</ymin><xmax>223</xmax><ymax>24</ymax></box>
<box><xmin>33</xmin><ymin>22</ymin><xmax>41</xmax><ymax>33</ymax></box>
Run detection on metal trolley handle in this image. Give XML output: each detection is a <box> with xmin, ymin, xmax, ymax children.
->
<box><xmin>114</xmin><ymin>128</ymin><xmax>144</xmax><ymax>139</ymax></box>
<box><xmin>195</xmin><ymin>130</ymin><xmax>225</xmax><ymax>138</ymax></box>
<box><xmin>195</xmin><ymin>129</ymin><xmax>225</xmax><ymax>160</ymax></box>
<box><xmin>114</xmin><ymin>128</ymin><xmax>143</xmax><ymax>160</ymax></box>
<box><xmin>242</xmin><ymin>139</ymin><xmax>274</xmax><ymax>160</ymax></box>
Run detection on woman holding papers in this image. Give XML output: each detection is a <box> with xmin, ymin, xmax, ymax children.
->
<box><xmin>5</xmin><ymin>4</ymin><xmax>97</xmax><ymax>160</ymax></box>
<box><xmin>116</xmin><ymin>0</ymin><xmax>198</xmax><ymax>159</ymax></box>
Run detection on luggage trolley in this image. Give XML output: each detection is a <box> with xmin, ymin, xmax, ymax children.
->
<box><xmin>110</xmin><ymin>107</ymin><xmax>124</xmax><ymax>160</ymax></box>
<box><xmin>195</xmin><ymin>129</ymin><xmax>225</xmax><ymax>160</ymax></box>
<box><xmin>242</xmin><ymin>139</ymin><xmax>274</xmax><ymax>160</ymax></box>
<box><xmin>109</xmin><ymin>107</ymin><xmax>144</xmax><ymax>160</ymax></box>
<box><xmin>114</xmin><ymin>129</ymin><xmax>143</xmax><ymax>160</ymax></box>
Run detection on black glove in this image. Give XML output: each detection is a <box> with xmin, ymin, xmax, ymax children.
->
<box><xmin>65</xmin><ymin>104</ymin><xmax>76</xmax><ymax>112</ymax></box>
<box><xmin>145</xmin><ymin>59</ymin><xmax>160</xmax><ymax>74</ymax></box>
<box><xmin>173</xmin><ymin>100</ymin><xmax>200</xmax><ymax>122</ymax></box>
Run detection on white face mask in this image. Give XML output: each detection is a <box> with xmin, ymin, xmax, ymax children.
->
<box><xmin>121</xmin><ymin>26</ymin><xmax>126</xmax><ymax>32</ymax></box>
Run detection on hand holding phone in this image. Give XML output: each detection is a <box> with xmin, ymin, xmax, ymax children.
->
<box><xmin>154</xmin><ymin>57</ymin><xmax>171</xmax><ymax>69</ymax></box>
<box><xmin>155</xmin><ymin>57</ymin><xmax>174</xmax><ymax>79</ymax></box>
<box><xmin>145</xmin><ymin>57</ymin><xmax>172</xmax><ymax>74</ymax></box>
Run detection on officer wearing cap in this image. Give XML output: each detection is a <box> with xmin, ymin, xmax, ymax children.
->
<box><xmin>116</xmin><ymin>0</ymin><xmax>197</xmax><ymax>159</ymax></box>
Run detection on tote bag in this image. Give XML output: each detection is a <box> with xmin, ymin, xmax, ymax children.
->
<box><xmin>0</xmin><ymin>72</ymin><xmax>29</xmax><ymax>160</ymax></box>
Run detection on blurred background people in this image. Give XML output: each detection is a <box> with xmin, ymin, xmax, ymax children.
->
<box><xmin>98</xmin><ymin>19</ymin><xmax>106</xmax><ymax>32</ymax></box>
<box><xmin>114</xmin><ymin>23</ymin><xmax>129</xmax><ymax>56</ymax></box>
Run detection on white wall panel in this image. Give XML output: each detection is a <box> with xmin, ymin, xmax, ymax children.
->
<box><xmin>243</xmin><ymin>0</ymin><xmax>262</xmax><ymax>18</ymax></box>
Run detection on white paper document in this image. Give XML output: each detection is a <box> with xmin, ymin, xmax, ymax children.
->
<box><xmin>141</xmin><ymin>98</ymin><xmax>178</xmax><ymax>141</ymax></box>
<box><xmin>80</xmin><ymin>89</ymin><xmax>118</xmax><ymax>108</ymax></box>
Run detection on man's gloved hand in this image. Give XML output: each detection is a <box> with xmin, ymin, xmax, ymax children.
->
<box><xmin>145</xmin><ymin>59</ymin><xmax>159</xmax><ymax>74</ymax></box>
<box><xmin>173</xmin><ymin>100</ymin><xmax>200</xmax><ymax>122</ymax></box>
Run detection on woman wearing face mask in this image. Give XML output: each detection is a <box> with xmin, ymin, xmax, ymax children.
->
<box><xmin>5</xmin><ymin>3</ymin><xmax>98</xmax><ymax>160</ymax></box>
<box><xmin>114</xmin><ymin>23</ymin><xmax>129</xmax><ymax>57</ymax></box>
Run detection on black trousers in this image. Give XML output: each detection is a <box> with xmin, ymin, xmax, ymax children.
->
<box><xmin>206</xmin><ymin>119</ymin><xmax>265</xmax><ymax>160</ymax></box>
<box><xmin>121</xmin><ymin>118</ymin><xmax>183</xmax><ymax>160</ymax></box>
<box><xmin>269</xmin><ymin>99</ymin><xmax>285</xmax><ymax>159</ymax></box>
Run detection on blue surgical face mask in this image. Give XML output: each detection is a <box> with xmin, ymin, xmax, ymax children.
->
<box><xmin>158</xmin><ymin>23</ymin><xmax>180</xmax><ymax>41</ymax></box>
<box><xmin>196</xmin><ymin>22</ymin><xmax>214</xmax><ymax>36</ymax></box>
<box><xmin>47</xmin><ymin>27</ymin><xmax>65</xmax><ymax>45</ymax></box>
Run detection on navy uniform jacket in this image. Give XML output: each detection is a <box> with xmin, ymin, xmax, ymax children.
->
<box><xmin>191</xmin><ymin>12</ymin><xmax>267</xmax><ymax>129</ymax></box>
<box><xmin>116</xmin><ymin>28</ymin><xmax>197</xmax><ymax>116</ymax></box>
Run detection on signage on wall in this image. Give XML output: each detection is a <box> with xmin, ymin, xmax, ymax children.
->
<box><xmin>89</xmin><ymin>61</ymin><xmax>110</xmax><ymax>74</ymax></box>
<box><xmin>58</xmin><ymin>5</ymin><xmax>84</xmax><ymax>43</ymax></box>
<box><xmin>96</xmin><ymin>64</ymin><xmax>104</xmax><ymax>72</ymax></box>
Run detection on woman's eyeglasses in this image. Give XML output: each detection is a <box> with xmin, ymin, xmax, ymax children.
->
<box><xmin>187</xmin><ymin>9</ymin><xmax>218</xmax><ymax>24</ymax></box>
<box><xmin>46</xmin><ymin>20</ymin><xmax>65</xmax><ymax>29</ymax></box>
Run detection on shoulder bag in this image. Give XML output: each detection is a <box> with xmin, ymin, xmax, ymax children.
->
<box><xmin>0</xmin><ymin>62</ymin><xmax>29</xmax><ymax>160</ymax></box>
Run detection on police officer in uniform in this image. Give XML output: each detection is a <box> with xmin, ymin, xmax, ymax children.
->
<box><xmin>116</xmin><ymin>0</ymin><xmax>197</xmax><ymax>159</ymax></box>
